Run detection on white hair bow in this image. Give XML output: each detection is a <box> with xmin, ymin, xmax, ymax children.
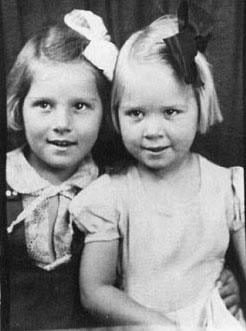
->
<box><xmin>64</xmin><ymin>9</ymin><xmax>118</xmax><ymax>81</ymax></box>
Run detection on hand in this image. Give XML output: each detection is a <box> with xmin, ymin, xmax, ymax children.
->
<box><xmin>218</xmin><ymin>267</ymin><xmax>241</xmax><ymax>316</ymax></box>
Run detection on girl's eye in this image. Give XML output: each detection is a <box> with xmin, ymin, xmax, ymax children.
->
<box><xmin>36</xmin><ymin>101</ymin><xmax>51</xmax><ymax>110</ymax></box>
<box><xmin>127</xmin><ymin>109</ymin><xmax>144</xmax><ymax>119</ymax></box>
<box><xmin>164</xmin><ymin>108</ymin><xmax>180</xmax><ymax>118</ymax></box>
<box><xmin>74</xmin><ymin>102</ymin><xmax>88</xmax><ymax>112</ymax></box>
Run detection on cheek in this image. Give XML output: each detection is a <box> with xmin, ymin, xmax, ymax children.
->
<box><xmin>76</xmin><ymin>115</ymin><xmax>102</xmax><ymax>141</ymax></box>
<box><xmin>120</xmin><ymin>124</ymin><xmax>135</xmax><ymax>145</ymax></box>
<box><xmin>23</xmin><ymin>120</ymin><xmax>42</xmax><ymax>141</ymax></box>
<box><xmin>121</xmin><ymin>130</ymin><xmax>140</xmax><ymax>155</ymax></box>
<box><xmin>176</xmin><ymin>127</ymin><xmax>195</xmax><ymax>140</ymax></box>
<box><xmin>178</xmin><ymin>113</ymin><xmax>198</xmax><ymax>139</ymax></box>
<box><xmin>188</xmin><ymin>115</ymin><xmax>199</xmax><ymax>141</ymax></box>
<box><xmin>175</xmin><ymin>128</ymin><xmax>197</xmax><ymax>151</ymax></box>
<box><xmin>23</xmin><ymin>107</ymin><xmax>44</xmax><ymax>135</ymax></box>
<box><xmin>119</xmin><ymin>117</ymin><xmax>137</xmax><ymax>139</ymax></box>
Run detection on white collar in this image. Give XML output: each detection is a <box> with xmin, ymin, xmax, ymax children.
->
<box><xmin>7</xmin><ymin>146</ymin><xmax>99</xmax><ymax>194</ymax></box>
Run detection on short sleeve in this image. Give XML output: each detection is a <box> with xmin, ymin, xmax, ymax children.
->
<box><xmin>229</xmin><ymin>167</ymin><xmax>245</xmax><ymax>232</ymax></box>
<box><xmin>69</xmin><ymin>174</ymin><xmax>121</xmax><ymax>243</ymax></box>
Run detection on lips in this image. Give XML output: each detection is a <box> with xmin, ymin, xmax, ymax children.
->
<box><xmin>143</xmin><ymin>146</ymin><xmax>168</xmax><ymax>152</ymax></box>
<box><xmin>48</xmin><ymin>140</ymin><xmax>77</xmax><ymax>147</ymax></box>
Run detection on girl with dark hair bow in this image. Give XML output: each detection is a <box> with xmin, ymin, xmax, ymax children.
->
<box><xmin>70</xmin><ymin>12</ymin><xmax>245</xmax><ymax>330</ymax></box>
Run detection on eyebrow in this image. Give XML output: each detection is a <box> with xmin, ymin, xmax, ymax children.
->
<box><xmin>27</xmin><ymin>95</ymin><xmax>100</xmax><ymax>103</ymax></box>
<box><xmin>119</xmin><ymin>104</ymin><xmax>188</xmax><ymax>110</ymax></box>
<box><xmin>119</xmin><ymin>105</ymin><xmax>142</xmax><ymax>111</ymax></box>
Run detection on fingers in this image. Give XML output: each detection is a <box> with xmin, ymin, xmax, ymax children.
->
<box><xmin>223</xmin><ymin>294</ymin><xmax>240</xmax><ymax>316</ymax></box>
<box><xmin>218</xmin><ymin>267</ymin><xmax>241</xmax><ymax>316</ymax></box>
<box><xmin>219</xmin><ymin>280</ymin><xmax>239</xmax><ymax>299</ymax></box>
<box><xmin>219</xmin><ymin>267</ymin><xmax>240</xmax><ymax>297</ymax></box>
<box><xmin>219</xmin><ymin>267</ymin><xmax>233</xmax><ymax>285</ymax></box>
<box><xmin>228</xmin><ymin>302</ymin><xmax>240</xmax><ymax>317</ymax></box>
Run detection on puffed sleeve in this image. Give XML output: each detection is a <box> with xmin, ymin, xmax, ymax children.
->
<box><xmin>229</xmin><ymin>167</ymin><xmax>245</xmax><ymax>232</ymax></box>
<box><xmin>69</xmin><ymin>174</ymin><xmax>121</xmax><ymax>243</ymax></box>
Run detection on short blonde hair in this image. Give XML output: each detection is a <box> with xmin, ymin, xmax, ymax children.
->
<box><xmin>111</xmin><ymin>15</ymin><xmax>222</xmax><ymax>134</ymax></box>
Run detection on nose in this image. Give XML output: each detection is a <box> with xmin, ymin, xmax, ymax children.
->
<box><xmin>143</xmin><ymin>116</ymin><xmax>165</xmax><ymax>139</ymax></box>
<box><xmin>53</xmin><ymin>107</ymin><xmax>71</xmax><ymax>133</ymax></box>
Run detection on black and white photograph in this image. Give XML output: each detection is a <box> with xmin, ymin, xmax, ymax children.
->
<box><xmin>0</xmin><ymin>1</ymin><xmax>245</xmax><ymax>330</ymax></box>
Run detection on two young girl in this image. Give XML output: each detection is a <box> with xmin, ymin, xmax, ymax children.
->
<box><xmin>70</xmin><ymin>13</ymin><xmax>245</xmax><ymax>331</ymax></box>
<box><xmin>6</xmin><ymin>10</ymin><xmax>118</xmax><ymax>330</ymax></box>
<box><xmin>6</xmin><ymin>7</ymin><xmax>242</xmax><ymax>331</ymax></box>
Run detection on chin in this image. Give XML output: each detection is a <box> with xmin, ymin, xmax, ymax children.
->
<box><xmin>144</xmin><ymin>161</ymin><xmax>174</xmax><ymax>173</ymax></box>
<box><xmin>47</xmin><ymin>155</ymin><xmax>81</xmax><ymax>167</ymax></box>
<box><xmin>45</xmin><ymin>160</ymin><xmax>77</xmax><ymax>171</ymax></box>
<box><xmin>142</xmin><ymin>159</ymin><xmax>167</xmax><ymax>168</ymax></box>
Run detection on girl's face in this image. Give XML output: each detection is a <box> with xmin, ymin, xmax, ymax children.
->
<box><xmin>118</xmin><ymin>62</ymin><xmax>198</xmax><ymax>175</ymax></box>
<box><xmin>23</xmin><ymin>61</ymin><xmax>103</xmax><ymax>184</ymax></box>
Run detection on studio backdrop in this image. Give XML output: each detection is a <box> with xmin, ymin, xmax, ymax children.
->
<box><xmin>1</xmin><ymin>0</ymin><xmax>245</xmax><ymax>167</ymax></box>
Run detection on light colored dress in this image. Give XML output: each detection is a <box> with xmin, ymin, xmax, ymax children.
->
<box><xmin>70</xmin><ymin>154</ymin><xmax>245</xmax><ymax>331</ymax></box>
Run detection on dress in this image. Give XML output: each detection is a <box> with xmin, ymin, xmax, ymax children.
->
<box><xmin>70</xmin><ymin>154</ymin><xmax>245</xmax><ymax>331</ymax></box>
<box><xmin>6</xmin><ymin>146</ymin><xmax>101</xmax><ymax>330</ymax></box>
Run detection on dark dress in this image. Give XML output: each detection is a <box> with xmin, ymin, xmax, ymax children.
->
<box><xmin>6</xmin><ymin>190</ymin><xmax>99</xmax><ymax>330</ymax></box>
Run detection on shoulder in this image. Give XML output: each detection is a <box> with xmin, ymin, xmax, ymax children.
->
<box><xmin>69</xmin><ymin>172</ymin><xmax>130</xmax><ymax>239</ymax></box>
<box><xmin>7</xmin><ymin>146</ymin><xmax>23</xmax><ymax>164</ymax></box>
<box><xmin>7</xmin><ymin>146</ymin><xmax>50</xmax><ymax>193</ymax></box>
<box><xmin>199</xmin><ymin>154</ymin><xmax>229</xmax><ymax>174</ymax></box>
<box><xmin>199</xmin><ymin>154</ymin><xmax>244</xmax><ymax>177</ymax></box>
<box><xmin>78</xmin><ymin>171</ymin><xmax>126</xmax><ymax>194</ymax></box>
<box><xmin>199</xmin><ymin>154</ymin><xmax>235</xmax><ymax>185</ymax></box>
<box><xmin>199</xmin><ymin>154</ymin><xmax>244</xmax><ymax>197</ymax></box>
<box><xmin>7</xmin><ymin>147</ymin><xmax>25</xmax><ymax>189</ymax></box>
<box><xmin>70</xmin><ymin>171</ymin><xmax>129</xmax><ymax>216</ymax></box>
<box><xmin>198</xmin><ymin>154</ymin><xmax>244</xmax><ymax>230</ymax></box>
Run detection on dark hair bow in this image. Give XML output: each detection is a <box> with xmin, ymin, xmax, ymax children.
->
<box><xmin>163</xmin><ymin>0</ymin><xmax>214</xmax><ymax>87</ymax></box>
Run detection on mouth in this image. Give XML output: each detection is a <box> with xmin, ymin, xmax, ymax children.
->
<box><xmin>143</xmin><ymin>146</ymin><xmax>169</xmax><ymax>153</ymax></box>
<box><xmin>47</xmin><ymin>140</ymin><xmax>77</xmax><ymax>147</ymax></box>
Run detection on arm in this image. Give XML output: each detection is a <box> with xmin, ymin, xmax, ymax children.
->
<box><xmin>79</xmin><ymin>240</ymin><xmax>171</xmax><ymax>327</ymax></box>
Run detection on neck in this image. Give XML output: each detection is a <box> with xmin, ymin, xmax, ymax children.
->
<box><xmin>25</xmin><ymin>148</ymin><xmax>78</xmax><ymax>186</ymax></box>
<box><xmin>138</xmin><ymin>153</ymin><xmax>201</xmax><ymax>205</ymax></box>
<box><xmin>139</xmin><ymin>153</ymin><xmax>195</xmax><ymax>182</ymax></box>
<box><xmin>36</xmin><ymin>168</ymin><xmax>77</xmax><ymax>186</ymax></box>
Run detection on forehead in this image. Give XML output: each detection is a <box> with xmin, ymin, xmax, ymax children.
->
<box><xmin>119</xmin><ymin>62</ymin><xmax>195</xmax><ymax>108</ymax></box>
<box><xmin>29</xmin><ymin>60</ymin><xmax>97</xmax><ymax>91</ymax></box>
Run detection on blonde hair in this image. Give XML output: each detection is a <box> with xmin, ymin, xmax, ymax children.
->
<box><xmin>111</xmin><ymin>15</ymin><xmax>222</xmax><ymax>134</ymax></box>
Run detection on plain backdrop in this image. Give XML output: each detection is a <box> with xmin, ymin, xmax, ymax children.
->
<box><xmin>1</xmin><ymin>0</ymin><xmax>244</xmax><ymax>167</ymax></box>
